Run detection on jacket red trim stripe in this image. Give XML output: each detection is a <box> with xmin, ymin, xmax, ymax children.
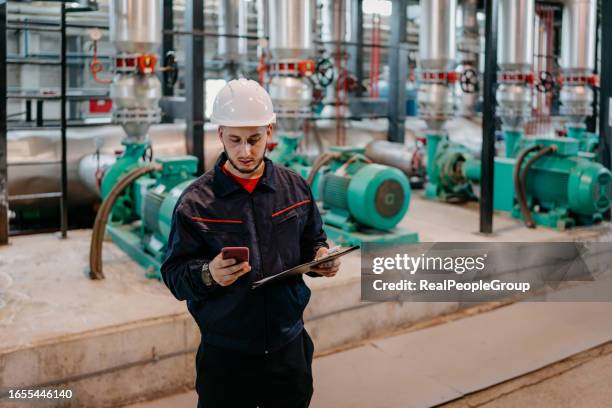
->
<box><xmin>191</xmin><ymin>217</ymin><xmax>243</xmax><ymax>224</ymax></box>
<box><xmin>271</xmin><ymin>199</ymin><xmax>312</xmax><ymax>218</ymax></box>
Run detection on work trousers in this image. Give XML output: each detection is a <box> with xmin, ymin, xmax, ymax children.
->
<box><xmin>195</xmin><ymin>329</ymin><xmax>315</xmax><ymax>408</ymax></box>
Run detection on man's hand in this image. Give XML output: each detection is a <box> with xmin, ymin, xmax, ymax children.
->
<box><xmin>209</xmin><ymin>252</ymin><xmax>251</xmax><ymax>287</ymax></box>
<box><xmin>309</xmin><ymin>247</ymin><xmax>341</xmax><ymax>278</ymax></box>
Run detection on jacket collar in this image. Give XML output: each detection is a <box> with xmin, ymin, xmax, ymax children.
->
<box><xmin>212</xmin><ymin>151</ymin><xmax>277</xmax><ymax>197</ymax></box>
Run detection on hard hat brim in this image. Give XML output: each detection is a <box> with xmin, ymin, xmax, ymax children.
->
<box><xmin>211</xmin><ymin>113</ymin><xmax>276</xmax><ymax>127</ymax></box>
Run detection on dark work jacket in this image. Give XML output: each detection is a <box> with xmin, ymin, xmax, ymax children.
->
<box><xmin>160</xmin><ymin>152</ymin><xmax>329</xmax><ymax>354</ymax></box>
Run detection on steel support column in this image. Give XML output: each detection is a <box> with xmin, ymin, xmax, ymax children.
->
<box><xmin>0</xmin><ymin>0</ymin><xmax>7</xmax><ymax>245</ymax></box>
<box><xmin>161</xmin><ymin>0</ymin><xmax>175</xmax><ymax>123</ymax></box>
<box><xmin>599</xmin><ymin>0</ymin><xmax>612</xmax><ymax>171</ymax></box>
<box><xmin>387</xmin><ymin>0</ymin><xmax>407</xmax><ymax>143</ymax></box>
<box><xmin>185</xmin><ymin>0</ymin><xmax>205</xmax><ymax>175</ymax></box>
<box><xmin>348</xmin><ymin>0</ymin><xmax>364</xmax><ymax>96</ymax></box>
<box><xmin>60</xmin><ymin>3</ymin><xmax>68</xmax><ymax>238</ymax></box>
<box><xmin>586</xmin><ymin>2</ymin><xmax>599</xmax><ymax>133</ymax></box>
<box><xmin>479</xmin><ymin>0</ymin><xmax>498</xmax><ymax>234</ymax></box>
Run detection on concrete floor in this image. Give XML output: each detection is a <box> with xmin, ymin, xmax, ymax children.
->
<box><xmin>1</xmin><ymin>195</ymin><xmax>610</xmax><ymax>407</ymax></box>
<box><xmin>444</xmin><ymin>342</ymin><xmax>612</xmax><ymax>408</ymax></box>
<box><xmin>124</xmin><ymin>299</ymin><xmax>612</xmax><ymax>408</ymax></box>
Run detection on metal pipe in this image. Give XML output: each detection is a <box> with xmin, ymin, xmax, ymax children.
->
<box><xmin>498</xmin><ymin>0</ymin><xmax>534</xmax><ymax>72</ymax></box>
<box><xmin>419</xmin><ymin>0</ymin><xmax>456</xmax><ymax>71</ymax></box>
<box><xmin>109</xmin><ymin>0</ymin><xmax>160</xmax><ymax>54</ymax></box>
<box><xmin>457</xmin><ymin>0</ymin><xmax>480</xmax><ymax>117</ymax></box>
<box><xmin>109</xmin><ymin>0</ymin><xmax>162</xmax><ymax>142</ymax></box>
<box><xmin>218</xmin><ymin>0</ymin><xmax>249</xmax><ymax>61</ymax></box>
<box><xmin>320</xmin><ymin>0</ymin><xmax>352</xmax><ymax>52</ymax></box>
<box><xmin>264</xmin><ymin>0</ymin><xmax>315</xmax><ymax>137</ymax></box>
<box><xmin>560</xmin><ymin>0</ymin><xmax>597</xmax><ymax>126</ymax></box>
<box><xmin>364</xmin><ymin>140</ymin><xmax>419</xmax><ymax>177</ymax></box>
<box><xmin>417</xmin><ymin>0</ymin><xmax>457</xmax><ymax>132</ymax></box>
<box><xmin>561</xmin><ymin>0</ymin><xmax>596</xmax><ymax>73</ymax></box>
<box><xmin>267</xmin><ymin>0</ymin><xmax>315</xmax><ymax>60</ymax></box>
<box><xmin>495</xmin><ymin>0</ymin><xmax>534</xmax><ymax>130</ymax></box>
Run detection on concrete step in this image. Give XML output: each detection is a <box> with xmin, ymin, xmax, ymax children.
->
<box><xmin>1</xmin><ymin>195</ymin><xmax>610</xmax><ymax>408</ymax></box>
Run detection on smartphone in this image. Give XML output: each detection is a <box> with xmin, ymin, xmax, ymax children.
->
<box><xmin>222</xmin><ymin>247</ymin><xmax>250</xmax><ymax>264</ymax></box>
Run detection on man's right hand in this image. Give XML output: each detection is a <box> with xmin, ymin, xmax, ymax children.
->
<box><xmin>209</xmin><ymin>252</ymin><xmax>251</xmax><ymax>287</ymax></box>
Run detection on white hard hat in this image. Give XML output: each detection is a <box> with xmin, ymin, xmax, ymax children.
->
<box><xmin>211</xmin><ymin>78</ymin><xmax>276</xmax><ymax>127</ymax></box>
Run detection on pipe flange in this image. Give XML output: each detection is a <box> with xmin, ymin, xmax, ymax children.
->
<box><xmin>559</xmin><ymin>105</ymin><xmax>594</xmax><ymax>118</ymax></box>
<box><xmin>113</xmin><ymin>108</ymin><xmax>162</xmax><ymax>124</ymax></box>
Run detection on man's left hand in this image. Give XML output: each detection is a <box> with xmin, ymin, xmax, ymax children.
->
<box><xmin>310</xmin><ymin>247</ymin><xmax>341</xmax><ymax>277</ymax></box>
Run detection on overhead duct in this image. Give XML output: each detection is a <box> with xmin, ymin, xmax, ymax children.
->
<box><xmin>417</xmin><ymin>0</ymin><xmax>457</xmax><ymax>132</ymax></box>
<box><xmin>559</xmin><ymin>0</ymin><xmax>597</xmax><ymax>128</ymax></box>
<box><xmin>109</xmin><ymin>0</ymin><xmax>162</xmax><ymax>143</ymax></box>
<box><xmin>495</xmin><ymin>0</ymin><xmax>535</xmax><ymax>132</ymax></box>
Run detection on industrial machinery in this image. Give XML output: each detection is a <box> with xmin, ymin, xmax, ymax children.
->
<box><xmin>259</xmin><ymin>0</ymin><xmax>417</xmax><ymax>244</ymax></box>
<box><xmin>456</xmin><ymin>0</ymin><xmax>480</xmax><ymax>117</ymax></box>
<box><xmin>430</xmin><ymin>135</ymin><xmax>612</xmax><ymax>230</ymax></box>
<box><xmin>102</xmin><ymin>156</ymin><xmax>197</xmax><ymax>279</ymax></box>
<box><xmin>559</xmin><ymin>0</ymin><xmax>599</xmax><ymax>154</ymax></box>
<box><xmin>88</xmin><ymin>0</ymin><xmax>194</xmax><ymax>280</ymax></box>
<box><xmin>418</xmin><ymin>0</ymin><xmax>478</xmax><ymax>201</ymax></box>
<box><xmin>493</xmin><ymin>138</ymin><xmax>612</xmax><ymax>229</ymax></box>
<box><xmin>496</xmin><ymin>0</ymin><xmax>535</xmax><ymax>158</ymax></box>
<box><xmin>261</xmin><ymin>0</ymin><xmax>317</xmax><ymax>169</ymax></box>
<box><xmin>100</xmin><ymin>0</ymin><xmax>162</xmax><ymax>201</ymax></box>
<box><xmin>309</xmin><ymin>147</ymin><xmax>419</xmax><ymax>246</ymax></box>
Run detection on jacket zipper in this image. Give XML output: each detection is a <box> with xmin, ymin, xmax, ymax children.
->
<box><xmin>250</xmin><ymin>195</ymin><xmax>269</xmax><ymax>354</ymax></box>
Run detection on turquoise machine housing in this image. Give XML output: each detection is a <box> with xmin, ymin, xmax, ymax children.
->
<box><xmin>493</xmin><ymin>137</ymin><xmax>612</xmax><ymax>229</ymax></box>
<box><xmin>104</xmin><ymin>155</ymin><xmax>197</xmax><ymax>279</ymax></box>
<box><xmin>315</xmin><ymin>147</ymin><xmax>419</xmax><ymax>246</ymax></box>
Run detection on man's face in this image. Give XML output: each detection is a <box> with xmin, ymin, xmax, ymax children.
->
<box><xmin>218</xmin><ymin>125</ymin><xmax>272</xmax><ymax>174</ymax></box>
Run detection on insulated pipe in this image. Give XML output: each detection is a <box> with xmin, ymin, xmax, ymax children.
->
<box><xmin>457</xmin><ymin>0</ymin><xmax>480</xmax><ymax>117</ymax></box>
<box><xmin>218</xmin><ymin>0</ymin><xmax>249</xmax><ymax>61</ymax></box>
<box><xmin>109</xmin><ymin>0</ymin><xmax>161</xmax><ymax>54</ymax></box>
<box><xmin>264</xmin><ymin>0</ymin><xmax>316</xmax><ymax>137</ymax></box>
<box><xmin>498</xmin><ymin>0</ymin><xmax>534</xmax><ymax>72</ymax></box>
<box><xmin>561</xmin><ymin>0</ymin><xmax>596</xmax><ymax>73</ymax></box>
<box><xmin>495</xmin><ymin>0</ymin><xmax>535</xmax><ymax>131</ymax></box>
<box><xmin>419</xmin><ymin>0</ymin><xmax>456</xmax><ymax>71</ymax></box>
<box><xmin>109</xmin><ymin>0</ymin><xmax>162</xmax><ymax>142</ymax></box>
<box><xmin>267</xmin><ymin>0</ymin><xmax>315</xmax><ymax>60</ymax></box>
<box><xmin>417</xmin><ymin>0</ymin><xmax>457</xmax><ymax>131</ymax></box>
<box><xmin>560</xmin><ymin>0</ymin><xmax>597</xmax><ymax>125</ymax></box>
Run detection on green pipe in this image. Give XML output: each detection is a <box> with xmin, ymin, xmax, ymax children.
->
<box><xmin>503</xmin><ymin>129</ymin><xmax>523</xmax><ymax>158</ymax></box>
<box><xmin>101</xmin><ymin>141</ymin><xmax>149</xmax><ymax>199</ymax></box>
<box><xmin>462</xmin><ymin>158</ymin><xmax>481</xmax><ymax>182</ymax></box>
<box><xmin>268</xmin><ymin>135</ymin><xmax>301</xmax><ymax>164</ymax></box>
<box><xmin>426</xmin><ymin>133</ymin><xmax>444</xmax><ymax>181</ymax></box>
<box><xmin>566</xmin><ymin>126</ymin><xmax>586</xmax><ymax>140</ymax></box>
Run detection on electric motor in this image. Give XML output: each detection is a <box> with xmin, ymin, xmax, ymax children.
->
<box><xmin>319</xmin><ymin>161</ymin><xmax>411</xmax><ymax>231</ymax></box>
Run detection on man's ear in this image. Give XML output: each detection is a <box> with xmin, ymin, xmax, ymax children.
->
<box><xmin>218</xmin><ymin>126</ymin><xmax>223</xmax><ymax>141</ymax></box>
<box><xmin>266</xmin><ymin>124</ymin><xmax>273</xmax><ymax>139</ymax></box>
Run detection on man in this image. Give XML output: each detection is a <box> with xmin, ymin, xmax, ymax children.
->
<box><xmin>160</xmin><ymin>78</ymin><xmax>341</xmax><ymax>408</ymax></box>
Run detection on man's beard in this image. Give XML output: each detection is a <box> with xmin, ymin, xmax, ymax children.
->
<box><xmin>224</xmin><ymin>146</ymin><xmax>266</xmax><ymax>175</ymax></box>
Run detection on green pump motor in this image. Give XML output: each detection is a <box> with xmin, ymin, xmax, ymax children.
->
<box><xmin>104</xmin><ymin>156</ymin><xmax>197</xmax><ymax>279</ymax></box>
<box><xmin>494</xmin><ymin>137</ymin><xmax>612</xmax><ymax>229</ymax></box>
<box><xmin>315</xmin><ymin>148</ymin><xmax>419</xmax><ymax>246</ymax></box>
<box><xmin>424</xmin><ymin>134</ymin><xmax>481</xmax><ymax>202</ymax></box>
